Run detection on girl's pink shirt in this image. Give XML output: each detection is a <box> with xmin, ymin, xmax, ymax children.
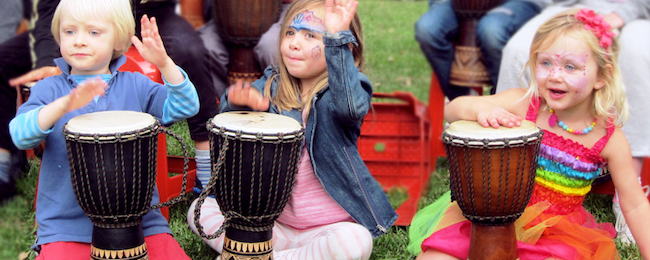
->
<box><xmin>276</xmin><ymin>109</ymin><xmax>354</xmax><ymax>229</ymax></box>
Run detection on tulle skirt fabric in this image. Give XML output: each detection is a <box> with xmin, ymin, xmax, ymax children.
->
<box><xmin>409</xmin><ymin>192</ymin><xmax>618</xmax><ymax>260</ymax></box>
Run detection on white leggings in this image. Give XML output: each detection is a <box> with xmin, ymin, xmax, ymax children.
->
<box><xmin>187</xmin><ymin>197</ymin><xmax>373</xmax><ymax>260</ymax></box>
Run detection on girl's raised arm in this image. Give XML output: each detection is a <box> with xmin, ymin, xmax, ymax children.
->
<box><xmin>324</xmin><ymin>0</ymin><xmax>358</xmax><ymax>33</ymax></box>
<box><xmin>444</xmin><ymin>88</ymin><xmax>528</xmax><ymax>128</ymax></box>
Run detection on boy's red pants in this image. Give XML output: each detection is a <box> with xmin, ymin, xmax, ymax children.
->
<box><xmin>35</xmin><ymin>233</ymin><xmax>190</xmax><ymax>260</ymax></box>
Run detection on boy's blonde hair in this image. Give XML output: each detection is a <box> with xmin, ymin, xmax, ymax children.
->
<box><xmin>51</xmin><ymin>0</ymin><xmax>135</xmax><ymax>59</ymax></box>
<box><xmin>264</xmin><ymin>0</ymin><xmax>364</xmax><ymax>113</ymax></box>
<box><xmin>523</xmin><ymin>9</ymin><xmax>628</xmax><ymax>126</ymax></box>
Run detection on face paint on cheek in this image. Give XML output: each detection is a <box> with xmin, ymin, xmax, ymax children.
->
<box><xmin>536</xmin><ymin>65</ymin><xmax>550</xmax><ymax>81</ymax></box>
<box><xmin>290</xmin><ymin>10</ymin><xmax>325</xmax><ymax>33</ymax></box>
<box><xmin>311</xmin><ymin>45</ymin><xmax>321</xmax><ymax>59</ymax></box>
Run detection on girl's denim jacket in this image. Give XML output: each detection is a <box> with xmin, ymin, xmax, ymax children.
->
<box><xmin>221</xmin><ymin>30</ymin><xmax>397</xmax><ymax>237</ymax></box>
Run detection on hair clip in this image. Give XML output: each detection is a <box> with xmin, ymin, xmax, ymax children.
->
<box><xmin>575</xmin><ymin>8</ymin><xmax>615</xmax><ymax>49</ymax></box>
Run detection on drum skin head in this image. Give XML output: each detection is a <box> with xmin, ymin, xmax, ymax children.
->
<box><xmin>65</xmin><ymin>111</ymin><xmax>156</xmax><ymax>134</ymax></box>
<box><xmin>446</xmin><ymin>120</ymin><xmax>539</xmax><ymax>139</ymax></box>
<box><xmin>211</xmin><ymin>111</ymin><xmax>302</xmax><ymax>136</ymax></box>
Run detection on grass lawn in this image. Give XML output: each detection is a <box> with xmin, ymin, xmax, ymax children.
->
<box><xmin>0</xmin><ymin>0</ymin><xmax>643</xmax><ymax>259</ymax></box>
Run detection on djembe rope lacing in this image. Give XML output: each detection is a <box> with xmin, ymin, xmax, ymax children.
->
<box><xmin>194</xmin><ymin>124</ymin><xmax>303</xmax><ymax>240</ymax></box>
<box><xmin>66</xmin><ymin>125</ymin><xmax>190</xmax><ymax>228</ymax></box>
<box><xmin>443</xmin><ymin>132</ymin><xmax>542</xmax><ymax>225</ymax></box>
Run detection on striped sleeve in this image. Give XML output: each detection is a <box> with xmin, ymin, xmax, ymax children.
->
<box><xmin>161</xmin><ymin>66</ymin><xmax>200</xmax><ymax>124</ymax></box>
<box><xmin>9</xmin><ymin>106</ymin><xmax>52</xmax><ymax>150</ymax></box>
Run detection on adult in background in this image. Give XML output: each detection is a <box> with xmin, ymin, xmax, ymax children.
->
<box><xmin>414</xmin><ymin>0</ymin><xmax>549</xmax><ymax>100</ymax></box>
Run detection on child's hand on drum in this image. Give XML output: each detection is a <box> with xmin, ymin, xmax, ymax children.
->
<box><xmin>477</xmin><ymin>107</ymin><xmax>522</xmax><ymax>128</ymax></box>
<box><xmin>227</xmin><ymin>80</ymin><xmax>270</xmax><ymax>111</ymax></box>
<box><xmin>65</xmin><ymin>77</ymin><xmax>107</xmax><ymax>112</ymax></box>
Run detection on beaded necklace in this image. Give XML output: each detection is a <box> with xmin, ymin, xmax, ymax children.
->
<box><xmin>548</xmin><ymin>108</ymin><xmax>597</xmax><ymax>135</ymax></box>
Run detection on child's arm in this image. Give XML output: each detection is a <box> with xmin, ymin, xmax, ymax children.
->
<box><xmin>322</xmin><ymin>0</ymin><xmax>373</xmax><ymax>123</ymax></box>
<box><xmin>444</xmin><ymin>88</ymin><xmax>528</xmax><ymax>128</ymax></box>
<box><xmin>602</xmin><ymin>129</ymin><xmax>650</xmax><ymax>258</ymax></box>
<box><xmin>9</xmin><ymin>78</ymin><xmax>106</xmax><ymax>149</ymax></box>
<box><xmin>131</xmin><ymin>15</ymin><xmax>184</xmax><ymax>85</ymax></box>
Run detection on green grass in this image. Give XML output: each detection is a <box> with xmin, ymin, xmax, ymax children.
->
<box><xmin>0</xmin><ymin>0</ymin><xmax>643</xmax><ymax>259</ymax></box>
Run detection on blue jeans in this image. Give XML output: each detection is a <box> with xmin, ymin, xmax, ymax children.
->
<box><xmin>415</xmin><ymin>0</ymin><xmax>541</xmax><ymax>99</ymax></box>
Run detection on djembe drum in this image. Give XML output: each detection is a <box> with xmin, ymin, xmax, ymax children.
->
<box><xmin>194</xmin><ymin>111</ymin><xmax>304</xmax><ymax>260</ymax></box>
<box><xmin>450</xmin><ymin>0</ymin><xmax>503</xmax><ymax>88</ymax></box>
<box><xmin>442</xmin><ymin>120</ymin><xmax>542</xmax><ymax>260</ymax></box>
<box><xmin>212</xmin><ymin>0</ymin><xmax>282</xmax><ymax>84</ymax></box>
<box><xmin>64</xmin><ymin>111</ymin><xmax>189</xmax><ymax>260</ymax></box>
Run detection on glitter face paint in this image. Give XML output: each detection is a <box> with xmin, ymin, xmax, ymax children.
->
<box><xmin>536</xmin><ymin>50</ymin><xmax>590</xmax><ymax>95</ymax></box>
<box><xmin>290</xmin><ymin>10</ymin><xmax>325</xmax><ymax>33</ymax></box>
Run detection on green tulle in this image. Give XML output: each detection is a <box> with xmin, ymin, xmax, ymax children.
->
<box><xmin>407</xmin><ymin>191</ymin><xmax>452</xmax><ymax>255</ymax></box>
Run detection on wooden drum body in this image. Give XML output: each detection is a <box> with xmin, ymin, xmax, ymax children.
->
<box><xmin>195</xmin><ymin>111</ymin><xmax>304</xmax><ymax>260</ymax></box>
<box><xmin>212</xmin><ymin>0</ymin><xmax>282</xmax><ymax>84</ymax></box>
<box><xmin>442</xmin><ymin>120</ymin><xmax>542</xmax><ymax>260</ymax></box>
<box><xmin>450</xmin><ymin>0</ymin><xmax>503</xmax><ymax>88</ymax></box>
<box><xmin>64</xmin><ymin>111</ymin><xmax>159</xmax><ymax>260</ymax></box>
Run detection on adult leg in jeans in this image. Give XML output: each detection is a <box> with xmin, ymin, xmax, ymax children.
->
<box><xmin>0</xmin><ymin>32</ymin><xmax>31</xmax><ymax>203</ymax></box>
<box><xmin>414</xmin><ymin>0</ymin><xmax>467</xmax><ymax>100</ymax></box>
<box><xmin>476</xmin><ymin>0</ymin><xmax>541</xmax><ymax>95</ymax></box>
<box><xmin>136</xmin><ymin>2</ymin><xmax>219</xmax><ymax>152</ymax></box>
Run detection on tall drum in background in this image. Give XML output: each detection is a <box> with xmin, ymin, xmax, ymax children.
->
<box><xmin>194</xmin><ymin>111</ymin><xmax>304</xmax><ymax>260</ymax></box>
<box><xmin>212</xmin><ymin>0</ymin><xmax>282</xmax><ymax>84</ymax></box>
<box><xmin>450</xmin><ymin>0</ymin><xmax>503</xmax><ymax>88</ymax></box>
<box><xmin>64</xmin><ymin>111</ymin><xmax>189</xmax><ymax>260</ymax></box>
<box><xmin>442</xmin><ymin>120</ymin><xmax>542</xmax><ymax>260</ymax></box>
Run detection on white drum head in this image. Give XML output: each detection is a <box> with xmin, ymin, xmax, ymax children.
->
<box><xmin>211</xmin><ymin>111</ymin><xmax>302</xmax><ymax>139</ymax></box>
<box><xmin>445</xmin><ymin>120</ymin><xmax>541</xmax><ymax>146</ymax></box>
<box><xmin>65</xmin><ymin>111</ymin><xmax>156</xmax><ymax>135</ymax></box>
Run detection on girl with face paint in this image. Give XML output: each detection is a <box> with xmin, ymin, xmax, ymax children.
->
<box><xmin>186</xmin><ymin>0</ymin><xmax>397</xmax><ymax>259</ymax></box>
<box><xmin>412</xmin><ymin>8</ymin><xmax>650</xmax><ymax>260</ymax></box>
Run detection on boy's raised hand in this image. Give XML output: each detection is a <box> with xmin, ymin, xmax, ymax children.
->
<box><xmin>324</xmin><ymin>0</ymin><xmax>358</xmax><ymax>33</ymax></box>
<box><xmin>131</xmin><ymin>15</ymin><xmax>172</xmax><ymax>69</ymax></box>
<box><xmin>476</xmin><ymin>107</ymin><xmax>522</xmax><ymax>128</ymax></box>
<box><xmin>65</xmin><ymin>77</ymin><xmax>107</xmax><ymax>112</ymax></box>
<box><xmin>227</xmin><ymin>80</ymin><xmax>269</xmax><ymax>111</ymax></box>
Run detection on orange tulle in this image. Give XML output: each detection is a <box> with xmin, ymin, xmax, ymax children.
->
<box><xmin>419</xmin><ymin>201</ymin><xmax>618</xmax><ymax>260</ymax></box>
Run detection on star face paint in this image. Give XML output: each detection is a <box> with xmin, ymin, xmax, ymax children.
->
<box><xmin>290</xmin><ymin>10</ymin><xmax>325</xmax><ymax>33</ymax></box>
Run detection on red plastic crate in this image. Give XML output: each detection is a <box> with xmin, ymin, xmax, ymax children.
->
<box><xmin>359</xmin><ymin>91</ymin><xmax>432</xmax><ymax>226</ymax></box>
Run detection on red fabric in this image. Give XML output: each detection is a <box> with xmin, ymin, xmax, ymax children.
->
<box><xmin>35</xmin><ymin>233</ymin><xmax>190</xmax><ymax>260</ymax></box>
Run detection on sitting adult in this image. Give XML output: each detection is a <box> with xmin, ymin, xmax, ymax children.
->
<box><xmin>414</xmin><ymin>0</ymin><xmax>549</xmax><ymax>100</ymax></box>
<box><xmin>495</xmin><ymin>0</ymin><xmax>650</xmax><ymax>244</ymax></box>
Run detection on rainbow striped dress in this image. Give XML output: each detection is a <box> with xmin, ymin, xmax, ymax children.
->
<box><xmin>415</xmin><ymin>98</ymin><xmax>618</xmax><ymax>260</ymax></box>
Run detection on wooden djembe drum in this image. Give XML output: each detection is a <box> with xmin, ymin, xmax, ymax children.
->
<box><xmin>450</xmin><ymin>0</ymin><xmax>503</xmax><ymax>89</ymax></box>
<box><xmin>212</xmin><ymin>0</ymin><xmax>282</xmax><ymax>84</ymax></box>
<box><xmin>443</xmin><ymin>120</ymin><xmax>542</xmax><ymax>260</ymax></box>
<box><xmin>64</xmin><ymin>111</ymin><xmax>189</xmax><ymax>260</ymax></box>
<box><xmin>194</xmin><ymin>112</ymin><xmax>304</xmax><ymax>260</ymax></box>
